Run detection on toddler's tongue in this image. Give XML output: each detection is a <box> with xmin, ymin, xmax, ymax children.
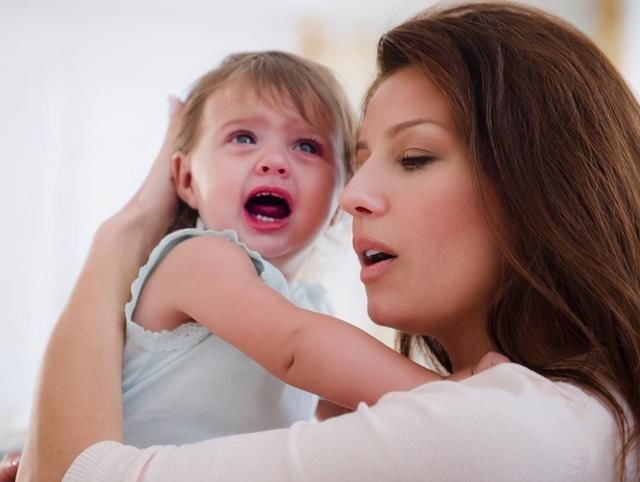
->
<box><xmin>245</xmin><ymin>194</ymin><xmax>291</xmax><ymax>220</ymax></box>
<box><xmin>250</xmin><ymin>204</ymin><xmax>288</xmax><ymax>219</ymax></box>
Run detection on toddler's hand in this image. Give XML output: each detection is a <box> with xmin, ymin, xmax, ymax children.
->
<box><xmin>472</xmin><ymin>351</ymin><xmax>510</xmax><ymax>374</ymax></box>
<box><xmin>447</xmin><ymin>351</ymin><xmax>510</xmax><ymax>381</ymax></box>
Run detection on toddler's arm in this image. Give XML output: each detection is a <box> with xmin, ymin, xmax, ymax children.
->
<box><xmin>148</xmin><ymin>235</ymin><xmax>445</xmax><ymax>410</ymax></box>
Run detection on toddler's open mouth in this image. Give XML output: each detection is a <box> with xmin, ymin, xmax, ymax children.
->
<box><xmin>243</xmin><ymin>187</ymin><xmax>293</xmax><ymax>230</ymax></box>
<box><xmin>245</xmin><ymin>192</ymin><xmax>290</xmax><ymax>222</ymax></box>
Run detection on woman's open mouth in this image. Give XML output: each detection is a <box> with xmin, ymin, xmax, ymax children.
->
<box><xmin>243</xmin><ymin>187</ymin><xmax>293</xmax><ymax>231</ymax></box>
<box><xmin>361</xmin><ymin>249</ymin><xmax>396</xmax><ymax>266</ymax></box>
<box><xmin>354</xmin><ymin>237</ymin><xmax>398</xmax><ymax>283</ymax></box>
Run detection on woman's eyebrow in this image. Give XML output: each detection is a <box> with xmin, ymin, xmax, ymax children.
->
<box><xmin>356</xmin><ymin>117</ymin><xmax>446</xmax><ymax>152</ymax></box>
<box><xmin>385</xmin><ymin>117</ymin><xmax>445</xmax><ymax>138</ymax></box>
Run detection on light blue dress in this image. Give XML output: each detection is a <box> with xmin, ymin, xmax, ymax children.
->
<box><xmin>121</xmin><ymin>226</ymin><xmax>329</xmax><ymax>448</ymax></box>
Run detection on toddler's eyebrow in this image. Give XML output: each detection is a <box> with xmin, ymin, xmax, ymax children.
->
<box><xmin>218</xmin><ymin>117</ymin><xmax>328</xmax><ymax>140</ymax></box>
<box><xmin>219</xmin><ymin>117</ymin><xmax>266</xmax><ymax>130</ymax></box>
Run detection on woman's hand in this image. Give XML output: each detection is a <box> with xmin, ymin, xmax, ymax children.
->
<box><xmin>17</xmin><ymin>96</ymin><xmax>185</xmax><ymax>482</ymax></box>
<box><xmin>108</xmin><ymin>95</ymin><xmax>184</xmax><ymax>248</ymax></box>
<box><xmin>0</xmin><ymin>452</ymin><xmax>20</xmax><ymax>482</ymax></box>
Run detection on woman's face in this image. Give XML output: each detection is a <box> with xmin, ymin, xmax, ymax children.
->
<box><xmin>340</xmin><ymin>67</ymin><xmax>501</xmax><ymax>353</ymax></box>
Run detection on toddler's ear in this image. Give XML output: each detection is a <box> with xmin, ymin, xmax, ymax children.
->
<box><xmin>171</xmin><ymin>151</ymin><xmax>198</xmax><ymax>209</ymax></box>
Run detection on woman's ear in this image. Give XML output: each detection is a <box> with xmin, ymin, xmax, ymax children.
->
<box><xmin>171</xmin><ymin>151</ymin><xmax>198</xmax><ymax>209</ymax></box>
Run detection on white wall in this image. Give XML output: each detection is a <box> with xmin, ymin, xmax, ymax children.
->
<box><xmin>0</xmin><ymin>0</ymin><xmax>633</xmax><ymax>451</ymax></box>
<box><xmin>0</xmin><ymin>2</ymin><xmax>303</xmax><ymax>449</ymax></box>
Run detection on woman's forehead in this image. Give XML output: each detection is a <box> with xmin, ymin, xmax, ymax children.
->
<box><xmin>360</xmin><ymin>67</ymin><xmax>455</xmax><ymax>138</ymax></box>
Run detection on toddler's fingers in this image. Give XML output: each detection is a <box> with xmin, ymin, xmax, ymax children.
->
<box><xmin>473</xmin><ymin>351</ymin><xmax>510</xmax><ymax>374</ymax></box>
<box><xmin>446</xmin><ymin>351</ymin><xmax>509</xmax><ymax>381</ymax></box>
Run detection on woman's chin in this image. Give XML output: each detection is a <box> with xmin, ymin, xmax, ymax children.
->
<box><xmin>366</xmin><ymin>303</ymin><xmax>409</xmax><ymax>332</ymax></box>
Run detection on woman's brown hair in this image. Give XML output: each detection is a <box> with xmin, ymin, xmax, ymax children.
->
<box><xmin>169</xmin><ymin>50</ymin><xmax>356</xmax><ymax>232</ymax></box>
<box><xmin>379</xmin><ymin>2</ymin><xmax>640</xmax><ymax>475</ymax></box>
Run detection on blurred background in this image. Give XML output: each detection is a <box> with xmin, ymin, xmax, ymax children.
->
<box><xmin>1</xmin><ymin>0</ymin><xmax>638</xmax><ymax>452</ymax></box>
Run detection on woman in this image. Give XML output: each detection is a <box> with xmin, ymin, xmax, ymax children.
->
<box><xmin>16</xmin><ymin>2</ymin><xmax>640</xmax><ymax>480</ymax></box>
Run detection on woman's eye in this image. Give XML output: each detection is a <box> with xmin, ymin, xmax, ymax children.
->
<box><xmin>399</xmin><ymin>155</ymin><xmax>435</xmax><ymax>171</ymax></box>
<box><xmin>295</xmin><ymin>140</ymin><xmax>322</xmax><ymax>156</ymax></box>
<box><xmin>232</xmin><ymin>133</ymin><xmax>256</xmax><ymax>144</ymax></box>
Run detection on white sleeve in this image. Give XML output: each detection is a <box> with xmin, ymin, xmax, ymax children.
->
<box><xmin>64</xmin><ymin>364</ymin><xmax>611</xmax><ymax>481</ymax></box>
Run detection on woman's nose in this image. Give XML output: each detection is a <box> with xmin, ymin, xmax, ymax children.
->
<box><xmin>254</xmin><ymin>150</ymin><xmax>290</xmax><ymax>178</ymax></box>
<box><xmin>339</xmin><ymin>164</ymin><xmax>387</xmax><ymax>217</ymax></box>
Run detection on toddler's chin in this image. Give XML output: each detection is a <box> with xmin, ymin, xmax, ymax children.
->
<box><xmin>242</xmin><ymin>237</ymin><xmax>287</xmax><ymax>260</ymax></box>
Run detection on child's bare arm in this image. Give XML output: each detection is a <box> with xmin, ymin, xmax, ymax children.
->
<box><xmin>315</xmin><ymin>399</ymin><xmax>352</xmax><ymax>421</ymax></box>
<box><xmin>151</xmin><ymin>235</ymin><xmax>444</xmax><ymax>410</ymax></box>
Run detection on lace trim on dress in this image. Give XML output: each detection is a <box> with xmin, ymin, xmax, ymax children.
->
<box><xmin>125</xmin><ymin>319</ymin><xmax>210</xmax><ymax>352</ymax></box>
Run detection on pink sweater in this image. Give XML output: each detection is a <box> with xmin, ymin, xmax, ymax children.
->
<box><xmin>64</xmin><ymin>364</ymin><xmax>637</xmax><ymax>481</ymax></box>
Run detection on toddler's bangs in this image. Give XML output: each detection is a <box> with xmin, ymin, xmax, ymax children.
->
<box><xmin>227</xmin><ymin>68</ymin><xmax>336</xmax><ymax>136</ymax></box>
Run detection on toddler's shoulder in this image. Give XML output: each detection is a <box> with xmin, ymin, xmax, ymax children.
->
<box><xmin>162</xmin><ymin>228</ymin><xmax>261</xmax><ymax>278</ymax></box>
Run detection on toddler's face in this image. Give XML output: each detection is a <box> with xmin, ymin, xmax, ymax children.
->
<box><xmin>177</xmin><ymin>87</ymin><xmax>343</xmax><ymax>275</ymax></box>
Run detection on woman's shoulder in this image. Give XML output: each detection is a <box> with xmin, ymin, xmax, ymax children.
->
<box><xmin>378</xmin><ymin>362</ymin><xmax>625</xmax><ymax>480</ymax></box>
<box><xmin>409</xmin><ymin>362</ymin><xmax>604</xmax><ymax>407</ymax></box>
<box><xmin>405</xmin><ymin>362</ymin><xmax>616</xmax><ymax>440</ymax></box>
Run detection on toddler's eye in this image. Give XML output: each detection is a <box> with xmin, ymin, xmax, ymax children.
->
<box><xmin>232</xmin><ymin>133</ymin><xmax>256</xmax><ymax>144</ymax></box>
<box><xmin>295</xmin><ymin>139</ymin><xmax>322</xmax><ymax>156</ymax></box>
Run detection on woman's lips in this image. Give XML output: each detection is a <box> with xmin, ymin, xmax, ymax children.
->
<box><xmin>359</xmin><ymin>256</ymin><xmax>396</xmax><ymax>283</ymax></box>
<box><xmin>353</xmin><ymin>236</ymin><xmax>398</xmax><ymax>283</ymax></box>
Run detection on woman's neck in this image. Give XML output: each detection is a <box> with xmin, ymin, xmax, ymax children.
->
<box><xmin>436</xmin><ymin>319</ymin><xmax>492</xmax><ymax>374</ymax></box>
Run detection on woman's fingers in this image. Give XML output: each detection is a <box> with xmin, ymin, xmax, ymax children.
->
<box><xmin>137</xmin><ymin>95</ymin><xmax>184</xmax><ymax>215</ymax></box>
<box><xmin>112</xmin><ymin>95</ymin><xmax>185</xmax><ymax>244</ymax></box>
<box><xmin>0</xmin><ymin>451</ymin><xmax>20</xmax><ymax>482</ymax></box>
<box><xmin>155</xmin><ymin>95</ymin><xmax>184</xmax><ymax>174</ymax></box>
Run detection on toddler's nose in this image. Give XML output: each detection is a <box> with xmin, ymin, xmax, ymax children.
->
<box><xmin>255</xmin><ymin>152</ymin><xmax>290</xmax><ymax>178</ymax></box>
